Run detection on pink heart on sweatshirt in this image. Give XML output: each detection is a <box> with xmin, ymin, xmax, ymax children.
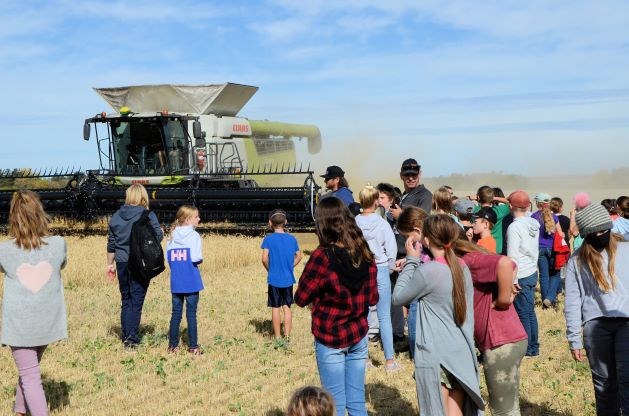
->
<box><xmin>16</xmin><ymin>261</ymin><xmax>53</xmax><ymax>293</ymax></box>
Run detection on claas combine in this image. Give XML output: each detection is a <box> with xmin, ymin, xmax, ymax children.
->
<box><xmin>0</xmin><ymin>83</ymin><xmax>322</xmax><ymax>229</ymax></box>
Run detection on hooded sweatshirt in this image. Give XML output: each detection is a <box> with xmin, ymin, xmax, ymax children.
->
<box><xmin>107</xmin><ymin>205</ymin><xmax>163</xmax><ymax>262</ymax></box>
<box><xmin>612</xmin><ymin>217</ymin><xmax>629</xmax><ymax>240</ymax></box>
<box><xmin>167</xmin><ymin>225</ymin><xmax>204</xmax><ymax>293</ymax></box>
<box><xmin>506</xmin><ymin>215</ymin><xmax>540</xmax><ymax>279</ymax></box>
<box><xmin>355</xmin><ymin>213</ymin><xmax>397</xmax><ymax>269</ymax></box>
<box><xmin>322</xmin><ymin>187</ymin><xmax>354</xmax><ymax>206</ymax></box>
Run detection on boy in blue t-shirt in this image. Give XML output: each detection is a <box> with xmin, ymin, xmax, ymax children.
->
<box><xmin>261</xmin><ymin>209</ymin><xmax>303</xmax><ymax>339</ymax></box>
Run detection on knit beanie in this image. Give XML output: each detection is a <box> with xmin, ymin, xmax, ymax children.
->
<box><xmin>575</xmin><ymin>203</ymin><xmax>613</xmax><ymax>237</ymax></box>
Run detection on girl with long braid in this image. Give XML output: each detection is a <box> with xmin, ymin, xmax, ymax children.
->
<box><xmin>393</xmin><ymin>214</ymin><xmax>483</xmax><ymax>416</ymax></box>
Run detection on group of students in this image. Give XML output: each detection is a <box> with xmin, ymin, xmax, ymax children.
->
<box><xmin>2</xmin><ymin>169</ymin><xmax>629</xmax><ymax>415</ymax></box>
<box><xmin>299</xmin><ymin>160</ymin><xmax>629</xmax><ymax>415</ymax></box>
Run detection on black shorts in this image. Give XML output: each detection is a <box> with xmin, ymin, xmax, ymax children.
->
<box><xmin>267</xmin><ymin>284</ymin><xmax>293</xmax><ymax>308</ymax></box>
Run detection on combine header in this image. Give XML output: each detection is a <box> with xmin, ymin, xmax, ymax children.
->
<box><xmin>0</xmin><ymin>83</ymin><xmax>322</xmax><ymax>228</ymax></box>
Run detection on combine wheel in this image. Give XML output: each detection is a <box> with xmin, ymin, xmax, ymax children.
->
<box><xmin>302</xmin><ymin>173</ymin><xmax>320</xmax><ymax>220</ymax></box>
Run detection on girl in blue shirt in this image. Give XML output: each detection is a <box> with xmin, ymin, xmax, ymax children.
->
<box><xmin>167</xmin><ymin>205</ymin><xmax>204</xmax><ymax>355</ymax></box>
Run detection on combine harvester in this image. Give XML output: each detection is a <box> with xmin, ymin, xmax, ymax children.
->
<box><xmin>0</xmin><ymin>83</ymin><xmax>322</xmax><ymax>229</ymax></box>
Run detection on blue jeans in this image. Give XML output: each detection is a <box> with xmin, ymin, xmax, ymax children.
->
<box><xmin>408</xmin><ymin>301</ymin><xmax>418</xmax><ymax>359</ymax></box>
<box><xmin>315</xmin><ymin>336</ymin><xmax>368</xmax><ymax>416</ymax></box>
<box><xmin>169</xmin><ymin>292</ymin><xmax>199</xmax><ymax>348</ymax></box>
<box><xmin>376</xmin><ymin>265</ymin><xmax>395</xmax><ymax>360</ymax></box>
<box><xmin>538</xmin><ymin>247</ymin><xmax>561</xmax><ymax>303</ymax></box>
<box><xmin>583</xmin><ymin>318</ymin><xmax>629</xmax><ymax>415</ymax></box>
<box><xmin>116</xmin><ymin>262</ymin><xmax>150</xmax><ymax>345</ymax></box>
<box><xmin>513</xmin><ymin>272</ymin><xmax>539</xmax><ymax>356</ymax></box>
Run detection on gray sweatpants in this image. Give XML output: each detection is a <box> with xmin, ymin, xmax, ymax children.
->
<box><xmin>481</xmin><ymin>339</ymin><xmax>527</xmax><ymax>416</ymax></box>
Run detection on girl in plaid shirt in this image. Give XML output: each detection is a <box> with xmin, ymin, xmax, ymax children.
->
<box><xmin>295</xmin><ymin>197</ymin><xmax>378</xmax><ymax>416</ymax></box>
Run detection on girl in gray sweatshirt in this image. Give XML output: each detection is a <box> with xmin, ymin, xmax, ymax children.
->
<box><xmin>0</xmin><ymin>190</ymin><xmax>68</xmax><ymax>416</ymax></box>
<box><xmin>564</xmin><ymin>202</ymin><xmax>629</xmax><ymax>415</ymax></box>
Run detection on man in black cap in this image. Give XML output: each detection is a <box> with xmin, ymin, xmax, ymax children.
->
<box><xmin>389</xmin><ymin>159</ymin><xmax>432</xmax><ymax>356</ymax></box>
<box><xmin>390</xmin><ymin>158</ymin><xmax>432</xmax><ymax>217</ymax></box>
<box><xmin>320</xmin><ymin>165</ymin><xmax>354</xmax><ymax>206</ymax></box>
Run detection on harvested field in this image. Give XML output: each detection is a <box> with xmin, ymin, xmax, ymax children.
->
<box><xmin>0</xmin><ymin>233</ymin><xmax>595</xmax><ymax>415</ymax></box>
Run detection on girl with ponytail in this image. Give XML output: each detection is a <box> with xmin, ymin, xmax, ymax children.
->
<box><xmin>393</xmin><ymin>214</ymin><xmax>482</xmax><ymax>416</ymax></box>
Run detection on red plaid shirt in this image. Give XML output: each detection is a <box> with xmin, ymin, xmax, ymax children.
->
<box><xmin>294</xmin><ymin>247</ymin><xmax>378</xmax><ymax>349</ymax></box>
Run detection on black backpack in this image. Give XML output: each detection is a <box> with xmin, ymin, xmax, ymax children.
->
<box><xmin>128</xmin><ymin>210</ymin><xmax>165</xmax><ymax>280</ymax></box>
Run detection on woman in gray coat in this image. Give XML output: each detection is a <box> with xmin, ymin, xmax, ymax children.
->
<box><xmin>393</xmin><ymin>214</ymin><xmax>483</xmax><ymax>416</ymax></box>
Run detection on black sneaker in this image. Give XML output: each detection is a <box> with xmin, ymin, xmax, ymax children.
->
<box><xmin>368</xmin><ymin>334</ymin><xmax>381</xmax><ymax>343</ymax></box>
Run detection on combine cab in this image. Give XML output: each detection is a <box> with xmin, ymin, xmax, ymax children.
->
<box><xmin>0</xmin><ymin>83</ymin><xmax>322</xmax><ymax>228</ymax></box>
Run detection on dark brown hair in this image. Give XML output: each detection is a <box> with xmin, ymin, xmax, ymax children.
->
<box><xmin>549</xmin><ymin>197</ymin><xmax>563</xmax><ymax>214</ymax></box>
<box><xmin>315</xmin><ymin>197</ymin><xmax>373</xmax><ymax>266</ymax></box>
<box><xmin>617</xmin><ymin>196</ymin><xmax>629</xmax><ymax>219</ymax></box>
<box><xmin>422</xmin><ymin>214</ymin><xmax>467</xmax><ymax>326</ymax></box>
<box><xmin>376</xmin><ymin>182</ymin><xmax>401</xmax><ymax>206</ymax></box>
<box><xmin>601</xmin><ymin>198</ymin><xmax>617</xmax><ymax>215</ymax></box>
<box><xmin>492</xmin><ymin>187</ymin><xmax>505</xmax><ymax>198</ymax></box>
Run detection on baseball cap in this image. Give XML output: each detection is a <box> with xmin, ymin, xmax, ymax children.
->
<box><xmin>320</xmin><ymin>165</ymin><xmax>345</xmax><ymax>179</ymax></box>
<box><xmin>508</xmin><ymin>190</ymin><xmax>531</xmax><ymax>209</ymax></box>
<box><xmin>473</xmin><ymin>207</ymin><xmax>497</xmax><ymax>224</ymax></box>
<box><xmin>534</xmin><ymin>192</ymin><xmax>552</xmax><ymax>204</ymax></box>
<box><xmin>400</xmin><ymin>158</ymin><xmax>420</xmax><ymax>175</ymax></box>
<box><xmin>454</xmin><ymin>199</ymin><xmax>476</xmax><ymax>215</ymax></box>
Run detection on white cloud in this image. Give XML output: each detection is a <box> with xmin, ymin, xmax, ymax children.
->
<box><xmin>248</xmin><ymin>17</ymin><xmax>316</xmax><ymax>42</ymax></box>
<box><xmin>1</xmin><ymin>0</ymin><xmax>628</xmax><ymax>176</ymax></box>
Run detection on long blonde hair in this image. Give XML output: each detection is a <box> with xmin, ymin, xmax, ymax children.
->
<box><xmin>170</xmin><ymin>205</ymin><xmax>199</xmax><ymax>233</ymax></box>
<box><xmin>9</xmin><ymin>190</ymin><xmax>50</xmax><ymax>250</ymax></box>
<box><xmin>537</xmin><ymin>202</ymin><xmax>555</xmax><ymax>235</ymax></box>
<box><xmin>125</xmin><ymin>184</ymin><xmax>150</xmax><ymax>208</ymax></box>
<box><xmin>422</xmin><ymin>214</ymin><xmax>467</xmax><ymax>326</ymax></box>
<box><xmin>578</xmin><ymin>233</ymin><xmax>621</xmax><ymax>292</ymax></box>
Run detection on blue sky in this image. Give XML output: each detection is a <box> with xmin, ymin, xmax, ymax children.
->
<box><xmin>1</xmin><ymin>0</ymin><xmax>628</xmax><ymax>180</ymax></box>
